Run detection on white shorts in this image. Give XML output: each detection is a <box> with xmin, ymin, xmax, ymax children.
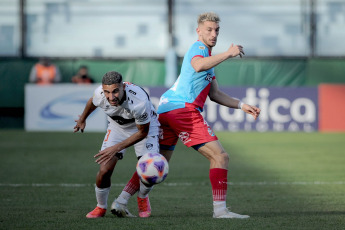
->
<box><xmin>101</xmin><ymin>121</ymin><xmax>159</xmax><ymax>158</ymax></box>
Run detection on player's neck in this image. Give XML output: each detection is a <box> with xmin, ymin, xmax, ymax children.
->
<box><xmin>198</xmin><ymin>40</ymin><xmax>213</xmax><ymax>52</ymax></box>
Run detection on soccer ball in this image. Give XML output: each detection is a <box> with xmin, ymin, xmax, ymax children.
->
<box><xmin>136</xmin><ymin>153</ymin><xmax>169</xmax><ymax>185</ymax></box>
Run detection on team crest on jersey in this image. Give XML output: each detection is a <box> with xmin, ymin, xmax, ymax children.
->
<box><xmin>137</xmin><ymin>112</ymin><xmax>148</xmax><ymax>122</ymax></box>
<box><xmin>199</xmin><ymin>46</ymin><xmax>205</xmax><ymax>50</ymax></box>
<box><xmin>146</xmin><ymin>143</ymin><xmax>153</xmax><ymax>150</ymax></box>
<box><xmin>179</xmin><ymin>132</ymin><xmax>191</xmax><ymax>144</ymax></box>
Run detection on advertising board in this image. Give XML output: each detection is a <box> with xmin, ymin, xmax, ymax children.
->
<box><xmin>25</xmin><ymin>85</ymin><xmax>319</xmax><ymax>132</ymax></box>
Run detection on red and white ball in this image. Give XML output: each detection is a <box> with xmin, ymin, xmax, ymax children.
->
<box><xmin>136</xmin><ymin>153</ymin><xmax>169</xmax><ymax>185</ymax></box>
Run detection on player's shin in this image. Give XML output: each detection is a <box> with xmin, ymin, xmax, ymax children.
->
<box><xmin>209</xmin><ymin>168</ymin><xmax>228</xmax><ymax>214</ymax></box>
<box><xmin>95</xmin><ymin>186</ymin><xmax>111</xmax><ymax>209</ymax></box>
<box><xmin>117</xmin><ymin>171</ymin><xmax>140</xmax><ymax>204</ymax></box>
<box><xmin>138</xmin><ymin>180</ymin><xmax>153</xmax><ymax>198</ymax></box>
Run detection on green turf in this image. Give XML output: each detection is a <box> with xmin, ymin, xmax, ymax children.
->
<box><xmin>0</xmin><ymin>130</ymin><xmax>344</xmax><ymax>229</ymax></box>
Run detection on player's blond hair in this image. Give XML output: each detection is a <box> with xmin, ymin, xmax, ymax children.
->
<box><xmin>197</xmin><ymin>12</ymin><xmax>220</xmax><ymax>25</ymax></box>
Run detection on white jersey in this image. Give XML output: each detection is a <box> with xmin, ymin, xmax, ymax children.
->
<box><xmin>92</xmin><ymin>82</ymin><xmax>160</xmax><ymax>136</ymax></box>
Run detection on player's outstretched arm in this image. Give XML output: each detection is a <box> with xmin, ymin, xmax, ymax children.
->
<box><xmin>209</xmin><ymin>79</ymin><xmax>240</xmax><ymax>108</ymax></box>
<box><xmin>94</xmin><ymin>122</ymin><xmax>150</xmax><ymax>165</ymax></box>
<box><xmin>191</xmin><ymin>44</ymin><xmax>244</xmax><ymax>72</ymax></box>
<box><xmin>73</xmin><ymin>97</ymin><xmax>97</xmax><ymax>133</ymax></box>
<box><xmin>209</xmin><ymin>80</ymin><xmax>260</xmax><ymax>120</ymax></box>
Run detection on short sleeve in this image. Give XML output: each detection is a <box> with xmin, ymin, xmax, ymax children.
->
<box><xmin>188</xmin><ymin>42</ymin><xmax>209</xmax><ymax>62</ymax></box>
<box><xmin>92</xmin><ymin>85</ymin><xmax>103</xmax><ymax>107</ymax></box>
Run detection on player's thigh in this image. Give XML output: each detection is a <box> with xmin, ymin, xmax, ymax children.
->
<box><xmin>158</xmin><ymin>113</ymin><xmax>179</xmax><ymax>147</ymax></box>
<box><xmin>160</xmin><ymin>149</ymin><xmax>173</xmax><ymax>162</ymax></box>
<box><xmin>101</xmin><ymin>122</ymin><xmax>130</xmax><ymax>154</ymax></box>
<box><xmin>197</xmin><ymin>140</ymin><xmax>227</xmax><ymax>161</ymax></box>
<box><xmin>174</xmin><ymin>112</ymin><xmax>218</xmax><ymax>148</ymax></box>
<box><xmin>99</xmin><ymin>155</ymin><xmax>119</xmax><ymax>174</ymax></box>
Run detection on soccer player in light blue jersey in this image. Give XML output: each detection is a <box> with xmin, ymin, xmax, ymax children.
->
<box><xmin>158</xmin><ymin>12</ymin><xmax>261</xmax><ymax>218</ymax></box>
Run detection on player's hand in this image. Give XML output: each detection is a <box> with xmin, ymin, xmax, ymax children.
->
<box><xmin>94</xmin><ymin>147</ymin><xmax>116</xmax><ymax>165</ymax></box>
<box><xmin>242</xmin><ymin>104</ymin><xmax>261</xmax><ymax>120</ymax></box>
<box><xmin>228</xmin><ymin>43</ymin><xmax>245</xmax><ymax>58</ymax></box>
<box><xmin>73</xmin><ymin>115</ymin><xmax>86</xmax><ymax>133</ymax></box>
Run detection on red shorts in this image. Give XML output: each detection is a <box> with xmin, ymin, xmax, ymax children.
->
<box><xmin>158</xmin><ymin>108</ymin><xmax>218</xmax><ymax>148</ymax></box>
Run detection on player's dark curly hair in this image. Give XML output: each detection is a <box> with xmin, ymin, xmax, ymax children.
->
<box><xmin>102</xmin><ymin>71</ymin><xmax>123</xmax><ymax>85</ymax></box>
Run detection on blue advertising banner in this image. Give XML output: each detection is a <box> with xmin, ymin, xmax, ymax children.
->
<box><xmin>147</xmin><ymin>87</ymin><xmax>318</xmax><ymax>132</ymax></box>
<box><xmin>25</xmin><ymin>85</ymin><xmax>318</xmax><ymax>132</ymax></box>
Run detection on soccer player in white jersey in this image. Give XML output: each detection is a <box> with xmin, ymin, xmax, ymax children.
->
<box><xmin>157</xmin><ymin>12</ymin><xmax>261</xmax><ymax>218</ymax></box>
<box><xmin>74</xmin><ymin>71</ymin><xmax>160</xmax><ymax>218</ymax></box>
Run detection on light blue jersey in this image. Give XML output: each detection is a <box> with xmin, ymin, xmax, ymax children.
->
<box><xmin>158</xmin><ymin>41</ymin><xmax>215</xmax><ymax>114</ymax></box>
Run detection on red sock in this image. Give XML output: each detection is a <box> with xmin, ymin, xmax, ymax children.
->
<box><xmin>123</xmin><ymin>171</ymin><xmax>140</xmax><ymax>195</ymax></box>
<box><xmin>209</xmin><ymin>168</ymin><xmax>228</xmax><ymax>201</ymax></box>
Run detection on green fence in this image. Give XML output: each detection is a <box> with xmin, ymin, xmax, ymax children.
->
<box><xmin>1</xmin><ymin>58</ymin><xmax>345</xmax><ymax>109</ymax></box>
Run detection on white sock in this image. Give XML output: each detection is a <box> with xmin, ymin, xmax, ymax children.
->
<box><xmin>95</xmin><ymin>186</ymin><xmax>110</xmax><ymax>209</ymax></box>
<box><xmin>116</xmin><ymin>191</ymin><xmax>131</xmax><ymax>205</ymax></box>
<box><xmin>138</xmin><ymin>181</ymin><xmax>153</xmax><ymax>198</ymax></box>
<box><xmin>213</xmin><ymin>201</ymin><xmax>227</xmax><ymax>215</ymax></box>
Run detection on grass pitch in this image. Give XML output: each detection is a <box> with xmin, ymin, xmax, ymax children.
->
<box><xmin>0</xmin><ymin>130</ymin><xmax>344</xmax><ymax>230</ymax></box>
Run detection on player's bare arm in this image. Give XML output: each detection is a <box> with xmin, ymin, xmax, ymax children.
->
<box><xmin>209</xmin><ymin>80</ymin><xmax>261</xmax><ymax>120</ymax></box>
<box><xmin>74</xmin><ymin>97</ymin><xmax>97</xmax><ymax>133</ymax></box>
<box><xmin>209</xmin><ymin>79</ymin><xmax>240</xmax><ymax>108</ymax></box>
<box><xmin>94</xmin><ymin>122</ymin><xmax>150</xmax><ymax>165</ymax></box>
<box><xmin>191</xmin><ymin>44</ymin><xmax>244</xmax><ymax>72</ymax></box>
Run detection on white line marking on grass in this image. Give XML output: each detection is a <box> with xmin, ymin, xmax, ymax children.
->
<box><xmin>0</xmin><ymin>181</ymin><xmax>344</xmax><ymax>187</ymax></box>
<box><xmin>227</xmin><ymin>181</ymin><xmax>345</xmax><ymax>186</ymax></box>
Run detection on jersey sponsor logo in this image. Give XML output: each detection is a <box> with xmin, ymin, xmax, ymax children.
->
<box><xmin>137</xmin><ymin>112</ymin><xmax>148</xmax><ymax>122</ymax></box>
<box><xmin>179</xmin><ymin>131</ymin><xmax>191</xmax><ymax>144</ymax></box>
<box><xmin>129</xmin><ymin>89</ymin><xmax>137</xmax><ymax>95</ymax></box>
<box><xmin>205</xmin><ymin>73</ymin><xmax>212</xmax><ymax>82</ymax></box>
<box><xmin>199</xmin><ymin>46</ymin><xmax>205</xmax><ymax>50</ymax></box>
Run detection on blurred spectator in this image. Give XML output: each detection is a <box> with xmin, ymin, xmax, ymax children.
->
<box><xmin>71</xmin><ymin>65</ymin><xmax>94</xmax><ymax>84</ymax></box>
<box><xmin>29</xmin><ymin>57</ymin><xmax>61</xmax><ymax>85</ymax></box>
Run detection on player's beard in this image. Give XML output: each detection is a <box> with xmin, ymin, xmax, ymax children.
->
<box><xmin>208</xmin><ymin>39</ymin><xmax>217</xmax><ymax>47</ymax></box>
<box><xmin>109</xmin><ymin>98</ymin><xmax>119</xmax><ymax>106</ymax></box>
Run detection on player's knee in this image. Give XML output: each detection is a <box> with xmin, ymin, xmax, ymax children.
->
<box><xmin>222</xmin><ymin>152</ymin><xmax>230</xmax><ymax>164</ymax></box>
<box><xmin>97</xmin><ymin>168</ymin><xmax>114</xmax><ymax>180</ymax></box>
<box><xmin>216</xmin><ymin>151</ymin><xmax>229</xmax><ymax>164</ymax></box>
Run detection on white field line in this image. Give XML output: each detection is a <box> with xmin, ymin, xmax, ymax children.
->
<box><xmin>0</xmin><ymin>181</ymin><xmax>344</xmax><ymax>188</ymax></box>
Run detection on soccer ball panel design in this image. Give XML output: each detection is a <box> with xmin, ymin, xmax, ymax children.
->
<box><xmin>136</xmin><ymin>153</ymin><xmax>169</xmax><ymax>185</ymax></box>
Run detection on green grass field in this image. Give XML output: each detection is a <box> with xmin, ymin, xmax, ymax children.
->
<box><xmin>0</xmin><ymin>130</ymin><xmax>344</xmax><ymax>230</ymax></box>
